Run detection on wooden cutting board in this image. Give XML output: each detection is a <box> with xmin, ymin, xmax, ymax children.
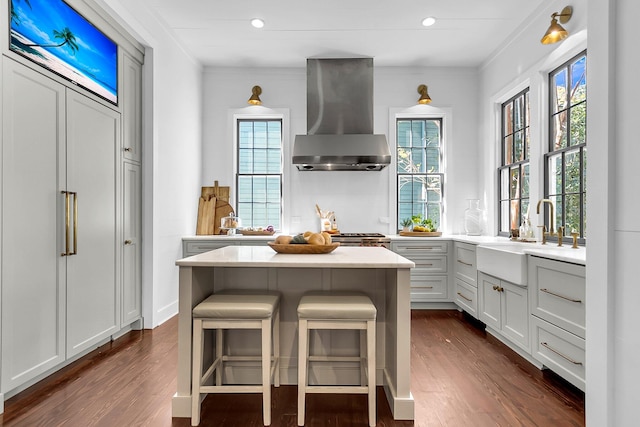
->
<box><xmin>201</xmin><ymin>180</ymin><xmax>229</xmax><ymax>202</ymax></box>
<box><xmin>213</xmin><ymin>200</ymin><xmax>234</xmax><ymax>235</ymax></box>
<box><xmin>196</xmin><ymin>196</ymin><xmax>216</xmax><ymax>235</ymax></box>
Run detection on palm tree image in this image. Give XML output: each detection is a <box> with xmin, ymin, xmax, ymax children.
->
<box><xmin>25</xmin><ymin>27</ymin><xmax>80</xmax><ymax>55</ymax></box>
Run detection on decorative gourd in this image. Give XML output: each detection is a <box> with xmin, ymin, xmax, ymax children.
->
<box><xmin>291</xmin><ymin>234</ymin><xmax>307</xmax><ymax>244</ymax></box>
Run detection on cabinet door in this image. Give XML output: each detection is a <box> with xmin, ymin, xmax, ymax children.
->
<box><xmin>454</xmin><ymin>242</ymin><xmax>477</xmax><ymax>286</ymax></box>
<box><xmin>122</xmin><ymin>54</ymin><xmax>142</xmax><ymax>162</ymax></box>
<box><xmin>478</xmin><ymin>273</ymin><xmax>501</xmax><ymax>330</ymax></box>
<box><xmin>501</xmin><ymin>281</ymin><xmax>529</xmax><ymax>351</ymax></box>
<box><xmin>1</xmin><ymin>58</ymin><xmax>67</xmax><ymax>392</ymax></box>
<box><xmin>122</xmin><ymin>162</ymin><xmax>142</xmax><ymax>325</ymax></box>
<box><xmin>65</xmin><ymin>90</ymin><xmax>120</xmax><ymax>357</ymax></box>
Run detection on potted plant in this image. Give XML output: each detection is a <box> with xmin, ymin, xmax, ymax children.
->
<box><xmin>400</xmin><ymin>218</ymin><xmax>413</xmax><ymax>232</ymax></box>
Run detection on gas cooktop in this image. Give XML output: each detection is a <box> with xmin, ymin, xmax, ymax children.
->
<box><xmin>332</xmin><ymin>233</ymin><xmax>386</xmax><ymax>238</ymax></box>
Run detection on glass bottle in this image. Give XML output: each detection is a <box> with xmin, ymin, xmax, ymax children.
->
<box><xmin>464</xmin><ymin>199</ymin><xmax>483</xmax><ymax>236</ymax></box>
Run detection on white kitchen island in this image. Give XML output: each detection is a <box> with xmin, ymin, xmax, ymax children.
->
<box><xmin>171</xmin><ymin>245</ymin><xmax>415</xmax><ymax>421</ymax></box>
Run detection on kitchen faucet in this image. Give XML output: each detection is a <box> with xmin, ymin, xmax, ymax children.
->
<box><xmin>536</xmin><ymin>199</ymin><xmax>556</xmax><ymax>238</ymax></box>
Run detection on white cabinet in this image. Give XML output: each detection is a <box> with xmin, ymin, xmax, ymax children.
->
<box><xmin>1</xmin><ymin>55</ymin><xmax>141</xmax><ymax>394</ymax></box>
<box><xmin>453</xmin><ymin>242</ymin><xmax>478</xmax><ymax>317</ymax></box>
<box><xmin>122</xmin><ymin>54</ymin><xmax>142</xmax><ymax>163</ymax></box>
<box><xmin>478</xmin><ymin>272</ymin><xmax>529</xmax><ymax>353</ymax></box>
<box><xmin>65</xmin><ymin>90</ymin><xmax>120</xmax><ymax>358</ymax></box>
<box><xmin>122</xmin><ymin>162</ymin><xmax>142</xmax><ymax>325</ymax></box>
<box><xmin>1</xmin><ymin>60</ymin><xmax>67</xmax><ymax>391</ymax></box>
<box><xmin>182</xmin><ymin>238</ymin><xmax>270</xmax><ymax>257</ymax></box>
<box><xmin>391</xmin><ymin>240</ymin><xmax>450</xmax><ymax>303</ymax></box>
<box><xmin>528</xmin><ymin>256</ymin><xmax>585</xmax><ymax>391</ymax></box>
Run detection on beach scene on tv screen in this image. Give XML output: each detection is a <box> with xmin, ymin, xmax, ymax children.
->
<box><xmin>10</xmin><ymin>0</ymin><xmax>118</xmax><ymax>104</ymax></box>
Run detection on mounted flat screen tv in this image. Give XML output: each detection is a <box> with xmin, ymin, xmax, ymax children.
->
<box><xmin>9</xmin><ymin>0</ymin><xmax>118</xmax><ymax>104</ymax></box>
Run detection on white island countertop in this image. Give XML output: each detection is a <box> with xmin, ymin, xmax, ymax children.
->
<box><xmin>176</xmin><ymin>245</ymin><xmax>416</xmax><ymax>269</ymax></box>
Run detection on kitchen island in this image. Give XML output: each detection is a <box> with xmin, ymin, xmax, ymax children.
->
<box><xmin>172</xmin><ymin>245</ymin><xmax>415</xmax><ymax>421</ymax></box>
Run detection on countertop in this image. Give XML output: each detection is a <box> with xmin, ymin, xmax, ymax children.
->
<box><xmin>176</xmin><ymin>245</ymin><xmax>416</xmax><ymax>269</ymax></box>
<box><xmin>181</xmin><ymin>234</ymin><xmax>586</xmax><ymax>265</ymax></box>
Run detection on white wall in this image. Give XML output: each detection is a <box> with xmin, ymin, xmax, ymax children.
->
<box><xmin>479</xmin><ymin>0</ymin><xmax>640</xmax><ymax>425</ymax></box>
<box><xmin>98</xmin><ymin>0</ymin><xmax>203</xmax><ymax>328</ymax></box>
<box><xmin>202</xmin><ymin>66</ymin><xmax>479</xmax><ymax>234</ymax></box>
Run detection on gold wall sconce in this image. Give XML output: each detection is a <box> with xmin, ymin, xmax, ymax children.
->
<box><xmin>247</xmin><ymin>85</ymin><xmax>262</xmax><ymax>105</ymax></box>
<box><xmin>417</xmin><ymin>84</ymin><xmax>432</xmax><ymax>105</ymax></box>
<box><xmin>541</xmin><ymin>6</ymin><xmax>573</xmax><ymax>44</ymax></box>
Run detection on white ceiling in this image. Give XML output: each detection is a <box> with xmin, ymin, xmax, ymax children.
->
<box><xmin>143</xmin><ymin>0</ymin><xmax>548</xmax><ymax>68</ymax></box>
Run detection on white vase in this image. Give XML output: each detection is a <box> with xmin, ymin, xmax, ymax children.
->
<box><xmin>464</xmin><ymin>199</ymin><xmax>483</xmax><ymax>236</ymax></box>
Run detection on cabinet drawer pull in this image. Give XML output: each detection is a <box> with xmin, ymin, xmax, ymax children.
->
<box><xmin>540</xmin><ymin>288</ymin><xmax>582</xmax><ymax>303</ymax></box>
<box><xmin>456</xmin><ymin>292</ymin><xmax>472</xmax><ymax>302</ymax></box>
<box><xmin>457</xmin><ymin>259</ymin><xmax>473</xmax><ymax>266</ymax></box>
<box><xmin>123</xmin><ymin>147</ymin><xmax>132</xmax><ymax>152</ymax></box>
<box><xmin>492</xmin><ymin>285</ymin><xmax>504</xmax><ymax>292</ymax></box>
<box><xmin>540</xmin><ymin>342</ymin><xmax>583</xmax><ymax>365</ymax></box>
<box><xmin>124</xmin><ymin>239</ymin><xmax>133</xmax><ymax>245</ymax></box>
<box><xmin>406</xmin><ymin>246</ymin><xmax>440</xmax><ymax>251</ymax></box>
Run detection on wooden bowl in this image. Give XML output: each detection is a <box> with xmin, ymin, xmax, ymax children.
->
<box><xmin>398</xmin><ymin>231</ymin><xmax>443</xmax><ymax>237</ymax></box>
<box><xmin>239</xmin><ymin>230</ymin><xmax>275</xmax><ymax>235</ymax></box>
<box><xmin>267</xmin><ymin>242</ymin><xmax>340</xmax><ymax>254</ymax></box>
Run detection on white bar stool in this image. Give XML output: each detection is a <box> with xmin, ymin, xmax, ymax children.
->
<box><xmin>297</xmin><ymin>291</ymin><xmax>377</xmax><ymax>427</ymax></box>
<box><xmin>191</xmin><ymin>291</ymin><xmax>281</xmax><ymax>426</ymax></box>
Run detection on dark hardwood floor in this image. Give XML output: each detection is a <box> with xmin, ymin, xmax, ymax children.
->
<box><xmin>0</xmin><ymin>310</ymin><xmax>584</xmax><ymax>426</ymax></box>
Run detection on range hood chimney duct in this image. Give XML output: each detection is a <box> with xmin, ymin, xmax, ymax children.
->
<box><xmin>293</xmin><ymin>58</ymin><xmax>390</xmax><ymax>171</ymax></box>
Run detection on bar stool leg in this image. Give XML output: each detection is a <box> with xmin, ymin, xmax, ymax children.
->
<box><xmin>367</xmin><ymin>319</ymin><xmax>376</xmax><ymax>427</ymax></box>
<box><xmin>191</xmin><ymin>318</ymin><xmax>204</xmax><ymax>426</ymax></box>
<box><xmin>215</xmin><ymin>329</ymin><xmax>223</xmax><ymax>386</ymax></box>
<box><xmin>274</xmin><ymin>308</ymin><xmax>280</xmax><ymax>388</ymax></box>
<box><xmin>260</xmin><ymin>318</ymin><xmax>272</xmax><ymax>426</ymax></box>
<box><xmin>297</xmin><ymin>318</ymin><xmax>308</xmax><ymax>427</ymax></box>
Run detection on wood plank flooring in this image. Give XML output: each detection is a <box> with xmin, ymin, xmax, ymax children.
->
<box><xmin>0</xmin><ymin>310</ymin><xmax>584</xmax><ymax>426</ymax></box>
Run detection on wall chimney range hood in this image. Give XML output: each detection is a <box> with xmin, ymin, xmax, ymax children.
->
<box><xmin>293</xmin><ymin>58</ymin><xmax>391</xmax><ymax>171</ymax></box>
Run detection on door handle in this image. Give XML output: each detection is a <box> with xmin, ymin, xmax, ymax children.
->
<box><xmin>61</xmin><ymin>191</ymin><xmax>78</xmax><ymax>256</ymax></box>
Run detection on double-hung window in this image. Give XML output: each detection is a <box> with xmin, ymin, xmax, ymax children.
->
<box><xmin>236</xmin><ymin>119</ymin><xmax>283</xmax><ymax>230</ymax></box>
<box><xmin>499</xmin><ymin>89</ymin><xmax>530</xmax><ymax>235</ymax></box>
<box><xmin>396</xmin><ymin>118</ymin><xmax>444</xmax><ymax>230</ymax></box>
<box><xmin>545</xmin><ymin>52</ymin><xmax>587</xmax><ymax>240</ymax></box>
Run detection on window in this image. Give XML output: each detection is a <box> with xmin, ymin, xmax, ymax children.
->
<box><xmin>498</xmin><ymin>89</ymin><xmax>530</xmax><ymax>235</ymax></box>
<box><xmin>236</xmin><ymin>119</ymin><xmax>282</xmax><ymax>230</ymax></box>
<box><xmin>396</xmin><ymin>118</ymin><xmax>443</xmax><ymax>230</ymax></box>
<box><xmin>545</xmin><ymin>52</ymin><xmax>587</xmax><ymax>240</ymax></box>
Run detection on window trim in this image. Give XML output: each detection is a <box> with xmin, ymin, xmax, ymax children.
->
<box><xmin>231</xmin><ymin>108</ymin><xmax>290</xmax><ymax>231</ymax></box>
<box><xmin>544</xmin><ymin>50</ymin><xmax>587</xmax><ymax>244</ymax></box>
<box><xmin>388</xmin><ymin>107</ymin><xmax>451</xmax><ymax>234</ymax></box>
<box><xmin>498</xmin><ymin>88</ymin><xmax>530</xmax><ymax>237</ymax></box>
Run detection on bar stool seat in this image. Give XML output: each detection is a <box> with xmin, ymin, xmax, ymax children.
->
<box><xmin>297</xmin><ymin>291</ymin><xmax>377</xmax><ymax>427</ymax></box>
<box><xmin>191</xmin><ymin>291</ymin><xmax>280</xmax><ymax>426</ymax></box>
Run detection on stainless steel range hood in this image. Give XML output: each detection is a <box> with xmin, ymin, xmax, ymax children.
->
<box><xmin>293</xmin><ymin>58</ymin><xmax>390</xmax><ymax>171</ymax></box>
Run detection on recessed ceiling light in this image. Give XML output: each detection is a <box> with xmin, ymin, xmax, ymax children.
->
<box><xmin>421</xmin><ymin>17</ymin><xmax>436</xmax><ymax>27</ymax></box>
<box><xmin>251</xmin><ymin>18</ymin><xmax>265</xmax><ymax>29</ymax></box>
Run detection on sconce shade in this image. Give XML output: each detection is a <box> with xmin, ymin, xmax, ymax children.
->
<box><xmin>417</xmin><ymin>84</ymin><xmax>431</xmax><ymax>105</ymax></box>
<box><xmin>248</xmin><ymin>85</ymin><xmax>262</xmax><ymax>105</ymax></box>
<box><xmin>541</xmin><ymin>6</ymin><xmax>573</xmax><ymax>44</ymax></box>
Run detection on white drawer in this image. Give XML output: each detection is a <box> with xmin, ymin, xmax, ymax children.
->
<box><xmin>531</xmin><ymin>316</ymin><xmax>585</xmax><ymax>391</ymax></box>
<box><xmin>393</xmin><ymin>241</ymin><xmax>449</xmax><ymax>255</ymax></box>
<box><xmin>410</xmin><ymin>275</ymin><xmax>448</xmax><ymax>300</ymax></box>
<box><xmin>529</xmin><ymin>257</ymin><xmax>586</xmax><ymax>339</ymax></box>
<box><xmin>412</xmin><ymin>255</ymin><xmax>448</xmax><ymax>274</ymax></box>
<box><xmin>183</xmin><ymin>241</ymin><xmax>230</xmax><ymax>257</ymax></box>
<box><xmin>454</xmin><ymin>278</ymin><xmax>477</xmax><ymax>318</ymax></box>
<box><xmin>454</xmin><ymin>242</ymin><xmax>477</xmax><ymax>286</ymax></box>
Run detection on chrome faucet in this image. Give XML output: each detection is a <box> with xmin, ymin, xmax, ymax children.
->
<box><xmin>536</xmin><ymin>199</ymin><xmax>555</xmax><ymax>237</ymax></box>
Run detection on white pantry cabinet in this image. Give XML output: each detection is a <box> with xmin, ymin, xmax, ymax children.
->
<box><xmin>1</xmin><ymin>54</ymin><xmax>142</xmax><ymax>396</ymax></box>
<box><xmin>122</xmin><ymin>162</ymin><xmax>142</xmax><ymax>325</ymax></box>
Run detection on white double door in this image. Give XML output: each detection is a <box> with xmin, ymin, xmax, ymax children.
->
<box><xmin>1</xmin><ymin>58</ymin><xmax>120</xmax><ymax>392</ymax></box>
